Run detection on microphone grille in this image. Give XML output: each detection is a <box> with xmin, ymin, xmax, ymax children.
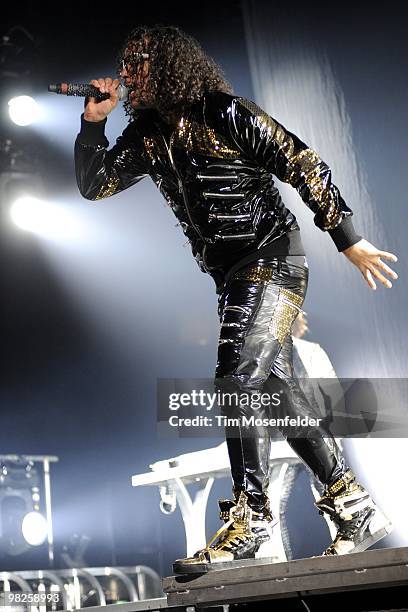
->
<box><xmin>117</xmin><ymin>84</ymin><xmax>129</xmax><ymax>101</ymax></box>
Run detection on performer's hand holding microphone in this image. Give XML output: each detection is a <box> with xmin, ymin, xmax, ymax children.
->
<box><xmin>48</xmin><ymin>78</ymin><xmax>127</xmax><ymax>122</ymax></box>
<box><xmin>84</xmin><ymin>78</ymin><xmax>122</xmax><ymax>122</ymax></box>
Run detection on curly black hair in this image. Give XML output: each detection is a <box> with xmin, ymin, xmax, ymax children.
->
<box><xmin>117</xmin><ymin>25</ymin><xmax>234</xmax><ymax>120</ymax></box>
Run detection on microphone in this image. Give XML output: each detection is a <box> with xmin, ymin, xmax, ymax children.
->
<box><xmin>48</xmin><ymin>83</ymin><xmax>129</xmax><ymax>101</ymax></box>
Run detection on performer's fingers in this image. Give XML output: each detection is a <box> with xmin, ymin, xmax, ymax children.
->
<box><xmin>377</xmin><ymin>250</ymin><xmax>398</xmax><ymax>262</ymax></box>
<box><xmin>377</xmin><ymin>259</ymin><xmax>398</xmax><ymax>280</ymax></box>
<box><xmin>364</xmin><ymin>268</ymin><xmax>376</xmax><ymax>290</ymax></box>
<box><xmin>108</xmin><ymin>79</ymin><xmax>120</xmax><ymax>98</ymax></box>
<box><xmin>370</xmin><ymin>266</ymin><xmax>392</xmax><ymax>288</ymax></box>
<box><xmin>98</xmin><ymin>77</ymin><xmax>106</xmax><ymax>93</ymax></box>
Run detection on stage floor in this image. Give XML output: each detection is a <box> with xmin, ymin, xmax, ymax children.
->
<box><xmin>163</xmin><ymin>546</ymin><xmax>408</xmax><ymax>610</ymax></box>
<box><xmin>73</xmin><ymin>546</ymin><xmax>408</xmax><ymax>611</ymax></box>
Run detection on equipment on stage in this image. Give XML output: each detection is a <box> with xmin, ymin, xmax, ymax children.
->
<box><xmin>0</xmin><ymin>565</ymin><xmax>162</xmax><ymax>609</ymax></box>
<box><xmin>0</xmin><ymin>455</ymin><xmax>58</xmax><ymax>565</ymax></box>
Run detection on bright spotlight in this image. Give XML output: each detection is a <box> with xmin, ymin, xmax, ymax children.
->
<box><xmin>10</xmin><ymin>196</ymin><xmax>44</xmax><ymax>231</ymax></box>
<box><xmin>8</xmin><ymin>95</ymin><xmax>40</xmax><ymax>126</ymax></box>
<box><xmin>21</xmin><ymin>511</ymin><xmax>47</xmax><ymax>546</ymax></box>
<box><xmin>10</xmin><ymin>196</ymin><xmax>81</xmax><ymax>240</ymax></box>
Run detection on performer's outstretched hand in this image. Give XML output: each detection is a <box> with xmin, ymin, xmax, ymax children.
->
<box><xmin>342</xmin><ymin>239</ymin><xmax>398</xmax><ymax>290</ymax></box>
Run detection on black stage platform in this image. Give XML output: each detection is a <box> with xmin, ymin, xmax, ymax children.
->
<box><xmin>76</xmin><ymin>547</ymin><xmax>408</xmax><ymax>611</ymax></box>
<box><xmin>161</xmin><ymin>546</ymin><xmax>408</xmax><ymax>611</ymax></box>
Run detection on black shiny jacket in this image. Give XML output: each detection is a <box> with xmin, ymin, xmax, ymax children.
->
<box><xmin>75</xmin><ymin>91</ymin><xmax>361</xmax><ymax>282</ymax></box>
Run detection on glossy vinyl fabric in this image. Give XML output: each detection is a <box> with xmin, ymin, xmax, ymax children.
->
<box><xmin>216</xmin><ymin>256</ymin><xmax>346</xmax><ymax>511</ymax></box>
<box><xmin>75</xmin><ymin>93</ymin><xmax>352</xmax><ymax>511</ymax></box>
<box><xmin>75</xmin><ymin>90</ymin><xmax>359</xmax><ymax>286</ymax></box>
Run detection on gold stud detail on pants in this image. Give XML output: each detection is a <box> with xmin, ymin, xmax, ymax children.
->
<box><xmin>269</xmin><ymin>288</ymin><xmax>304</xmax><ymax>344</ymax></box>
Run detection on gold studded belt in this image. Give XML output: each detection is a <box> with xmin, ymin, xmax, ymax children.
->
<box><xmin>233</xmin><ymin>265</ymin><xmax>277</xmax><ymax>283</ymax></box>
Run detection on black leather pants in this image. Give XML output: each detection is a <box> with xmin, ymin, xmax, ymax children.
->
<box><xmin>215</xmin><ymin>255</ymin><xmax>347</xmax><ymax>511</ymax></box>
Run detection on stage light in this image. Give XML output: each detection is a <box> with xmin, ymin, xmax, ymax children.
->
<box><xmin>8</xmin><ymin>95</ymin><xmax>40</xmax><ymax>126</ymax></box>
<box><xmin>21</xmin><ymin>511</ymin><xmax>48</xmax><ymax>546</ymax></box>
<box><xmin>10</xmin><ymin>195</ymin><xmax>44</xmax><ymax>231</ymax></box>
<box><xmin>10</xmin><ymin>196</ymin><xmax>81</xmax><ymax>240</ymax></box>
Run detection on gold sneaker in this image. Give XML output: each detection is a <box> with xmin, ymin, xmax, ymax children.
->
<box><xmin>315</xmin><ymin>469</ymin><xmax>393</xmax><ymax>555</ymax></box>
<box><xmin>173</xmin><ymin>491</ymin><xmax>277</xmax><ymax>574</ymax></box>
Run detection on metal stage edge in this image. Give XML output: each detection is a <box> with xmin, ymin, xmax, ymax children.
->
<box><xmin>65</xmin><ymin>546</ymin><xmax>408</xmax><ymax>611</ymax></box>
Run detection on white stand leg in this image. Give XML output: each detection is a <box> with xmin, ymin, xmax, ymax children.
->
<box><xmin>166</xmin><ymin>477</ymin><xmax>215</xmax><ymax>557</ymax></box>
<box><xmin>260</xmin><ymin>462</ymin><xmax>291</xmax><ymax>562</ymax></box>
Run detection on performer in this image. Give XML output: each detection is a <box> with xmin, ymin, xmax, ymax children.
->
<box><xmin>74</xmin><ymin>25</ymin><xmax>397</xmax><ymax>572</ymax></box>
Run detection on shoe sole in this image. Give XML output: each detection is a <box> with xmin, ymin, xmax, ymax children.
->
<box><xmin>173</xmin><ymin>518</ymin><xmax>280</xmax><ymax>575</ymax></box>
<box><xmin>172</xmin><ymin>561</ymin><xmax>209</xmax><ymax>575</ymax></box>
<box><xmin>173</xmin><ymin>551</ymin><xmax>256</xmax><ymax>575</ymax></box>
<box><xmin>173</xmin><ymin>554</ymin><xmax>284</xmax><ymax>575</ymax></box>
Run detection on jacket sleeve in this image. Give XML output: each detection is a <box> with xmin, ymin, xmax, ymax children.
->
<box><xmin>74</xmin><ymin>114</ymin><xmax>150</xmax><ymax>201</ymax></box>
<box><xmin>226</xmin><ymin>97</ymin><xmax>362</xmax><ymax>252</ymax></box>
